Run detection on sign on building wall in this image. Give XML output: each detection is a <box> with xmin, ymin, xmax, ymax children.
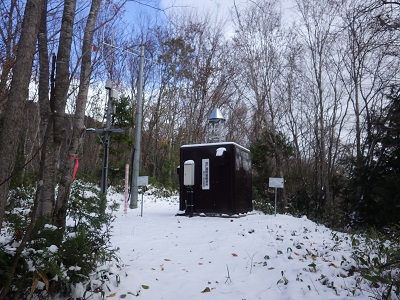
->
<box><xmin>202</xmin><ymin>159</ymin><xmax>210</xmax><ymax>190</ymax></box>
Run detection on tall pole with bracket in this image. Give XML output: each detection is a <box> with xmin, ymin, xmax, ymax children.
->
<box><xmin>87</xmin><ymin>80</ymin><xmax>122</xmax><ymax>196</ymax></box>
<box><xmin>130</xmin><ymin>44</ymin><xmax>145</xmax><ymax>209</ymax></box>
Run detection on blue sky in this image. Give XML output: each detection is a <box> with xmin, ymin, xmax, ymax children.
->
<box><xmin>123</xmin><ymin>0</ymin><xmax>234</xmax><ymax>25</ymax></box>
<box><xmin>123</xmin><ymin>0</ymin><xmax>298</xmax><ymax>31</ymax></box>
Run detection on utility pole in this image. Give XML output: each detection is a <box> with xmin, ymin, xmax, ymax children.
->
<box><xmin>130</xmin><ymin>44</ymin><xmax>145</xmax><ymax>209</ymax></box>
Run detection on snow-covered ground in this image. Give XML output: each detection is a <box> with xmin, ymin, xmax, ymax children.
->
<box><xmin>80</xmin><ymin>190</ymin><xmax>375</xmax><ymax>300</ymax></box>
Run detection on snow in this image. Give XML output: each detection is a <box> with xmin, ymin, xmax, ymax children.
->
<box><xmin>48</xmin><ymin>245</ymin><xmax>58</xmax><ymax>253</ymax></box>
<box><xmin>80</xmin><ymin>190</ymin><xmax>375</xmax><ymax>300</ymax></box>
<box><xmin>181</xmin><ymin>141</ymin><xmax>250</xmax><ymax>153</ymax></box>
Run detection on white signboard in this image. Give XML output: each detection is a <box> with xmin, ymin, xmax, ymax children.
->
<box><xmin>137</xmin><ymin>176</ymin><xmax>149</xmax><ymax>186</ymax></box>
<box><xmin>202</xmin><ymin>159</ymin><xmax>210</xmax><ymax>190</ymax></box>
<box><xmin>269</xmin><ymin>177</ymin><xmax>284</xmax><ymax>188</ymax></box>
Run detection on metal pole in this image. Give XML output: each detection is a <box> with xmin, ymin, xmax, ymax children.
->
<box><xmin>101</xmin><ymin>83</ymin><xmax>113</xmax><ymax>194</ymax></box>
<box><xmin>189</xmin><ymin>187</ymin><xmax>193</xmax><ymax>217</ymax></box>
<box><xmin>101</xmin><ymin>133</ymin><xmax>110</xmax><ymax>194</ymax></box>
<box><xmin>274</xmin><ymin>187</ymin><xmax>277</xmax><ymax>216</ymax></box>
<box><xmin>141</xmin><ymin>189</ymin><xmax>144</xmax><ymax>217</ymax></box>
<box><xmin>124</xmin><ymin>164</ymin><xmax>129</xmax><ymax>214</ymax></box>
<box><xmin>130</xmin><ymin>44</ymin><xmax>145</xmax><ymax>209</ymax></box>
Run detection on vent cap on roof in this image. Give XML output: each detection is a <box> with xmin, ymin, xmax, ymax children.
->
<box><xmin>208</xmin><ymin>108</ymin><xmax>225</xmax><ymax>123</ymax></box>
<box><xmin>207</xmin><ymin>108</ymin><xmax>226</xmax><ymax>143</ymax></box>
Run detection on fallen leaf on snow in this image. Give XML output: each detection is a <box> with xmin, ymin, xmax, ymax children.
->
<box><xmin>201</xmin><ymin>287</ymin><xmax>211</xmax><ymax>293</ymax></box>
<box><xmin>141</xmin><ymin>285</ymin><xmax>150</xmax><ymax>290</ymax></box>
<box><xmin>231</xmin><ymin>253</ymin><xmax>238</xmax><ymax>257</ymax></box>
<box><xmin>106</xmin><ymin>292</ymin><xmax>116</xmax><ymax>297</ymax></box>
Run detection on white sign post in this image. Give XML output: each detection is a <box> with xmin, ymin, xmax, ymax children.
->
<box><xmin>138</xmin><ymin>176</ymin><xmax>148</xmax><ymax>217</ymax></box>
<box><xmin>124</xmin><ymin>164</ymin><xmax>129</xmax><ymax>214</ymax></box>
<box><xmin>269</xmin><ymin>177</ymin><xmax>284</xmax><ymax>216</ymax></box>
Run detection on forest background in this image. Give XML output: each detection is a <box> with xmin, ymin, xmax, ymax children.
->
<box><xmin>0</xmin><ymin>0</ymin><xmax>399</xmax><ymax>229</ymax></box>
<box><xmin>0</xmin><ymin>0</ymin><xmax>400</xmax><ymax>297</ymax></box>
<box><xmin>1</xmin><ymin>0</ymin><xmax>400</xmax><ymax>229</ymax></box>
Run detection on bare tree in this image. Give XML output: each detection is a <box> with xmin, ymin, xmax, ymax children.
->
<box><xmin>135</xmin><ymin>10</ymin><xmax>232</xmax><ymax>183</ymax></box>
<box><xmin>0</xmin><ymin>1</ymin><xmax>43</xmax><ymax>296</ymax></box>
<box><xmin>55</xmin><ymin>0</ymin><xmax>103</xmax><ymax>230</ymax></box>
<box><xmin>0</xmin><ymin>0</ymin><xmax>23</xmax><ymax>112</ymax></box>
<box><xmin>339</xmin><ymin>0</ymin><xmax>400</xmax><ymax>210</ymax></box>
<box><xmin>34</xmin><ymin>0</ymin><xmax>56</xmax><ymax>218</ymax></box>
<box><xmin>231</xmin><ymin>0</ymin><xmax>286</xmax><ymax>177</ymax></box>
<box><xmin>0</xmin><ymin>0</ymin><xmax>43</xmax><ymax>228</ymax></box>
<box><xmin>295</xmin><ymin>0</ymin><xmax>345</xmax><ymax>209</ymax></box>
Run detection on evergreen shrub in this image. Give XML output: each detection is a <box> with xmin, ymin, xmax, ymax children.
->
<box><xmin>0</xmin><ymin>181</ymin><xmax>119</xmax><ymax>298</ymax></box>
<box><xmin>351</xmin><ymin>226</ymin><xmax>400</xmax><ymax>299</ymax></box>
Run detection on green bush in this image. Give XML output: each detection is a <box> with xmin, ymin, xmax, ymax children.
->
<box><xmin>0</xmin><ymin>181</ymin><xmax>120</xmax><ymax>298</ymax></box>
<box><xmin>351</xmin><ymin>226</ymin><xmax>400</xmax><ymax>299</ymax></box>
<box><xmin>252</xmin><ymin>188</ymin><xmax>274</xmax><ymax>214</ymax></box>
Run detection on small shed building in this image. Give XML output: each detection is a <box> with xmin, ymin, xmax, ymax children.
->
<box><xmin>178</xmin><ymin>142</ymin><xmax>252</xmax><ymax>215</ymax></box>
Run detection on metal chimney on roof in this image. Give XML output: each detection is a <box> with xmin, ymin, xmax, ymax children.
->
<box><xmin>207</xmin><ymin>108</ymin><xmax>226</xmax><ymax>143</ymax></box>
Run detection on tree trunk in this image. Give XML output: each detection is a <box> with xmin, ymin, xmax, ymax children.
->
<box><xmin>0</xmin><ymin>1</ymin><xmax>22</xmax><ymax>112</ymax></box>
<box><xmin>0</xmin><ymin>0</ymin><xmax>43</xmax><ymax>228</ymax></box>
<box><xmin>52</xmin><ymin>0</ymin><xmax>77</xmax><ymax>170</ymax></box>
<box><xmin>36</xmin><ymin>0</ymin><xmax>56</xmax><ymax>219</ymax></box>
<box><xmin>54</xmin><ymin>0</ymin><xmax>102</xmax><ymax>230</ymax></box>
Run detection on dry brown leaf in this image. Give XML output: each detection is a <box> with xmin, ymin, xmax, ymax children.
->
<box><xmin>37</xmin><ymin>270</ymin><xmax>49</xmax><ymax>291</ymax></box>
<box><xmin>201</xmin><ymin>287</ymin><xmax>211</xmax><ymax>293</ymax></box>
<box><xmin>120</xmin><ymin>295</ymin><xmax>127</xmax><ymax>299</ymax></box>
<box><xmin>231</xmin><ymin>253</ymin><xmax>238</xmax><ymax>257</ymax></box>
<box><xmin>30</xmin><ymin>278</ymin><xmax>39</xmax><ymax>295</ymax></box>
<box><xmin>106</xmin><ymin>292</ymin><xmax>116</xmax><ymax>297</ymax></box>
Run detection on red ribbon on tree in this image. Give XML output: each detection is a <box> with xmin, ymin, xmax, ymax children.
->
<box><xmin>66</xmin><ymin>156</ymin><xmax>79</xmax><ymax>181</ymax></box>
